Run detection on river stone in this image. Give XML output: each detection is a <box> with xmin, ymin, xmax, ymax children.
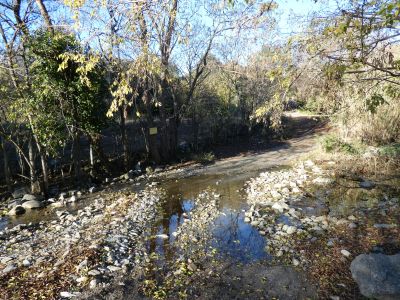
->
<box><xmin>2</xmin><ymin>264</ymin><xmax>16</xmax><ymax>274</ymax></box>
<box><xmin>22</xmin><ymin>194</ymin><xmax>38</xmax><ymax>201</ymax></box>
<box><xmin>22</xmin><ymin>200</ymin><xmax>42</xmax><ymax>209</ymax></box>
<box><xmin>350</xmin><ymin>253</ymin><xmax>400</xmax><ymax>300</ymax></box>
<box><xmin>8</xmin><ymin>205</ymin><xmax>26</xmax><ymax>216</ymax></box>
<box><xmin>341</xmin><ymin>249</ymin><xmax>351</xmax><ymax>257</ymax></box>
<box><xmin>12</xmin><ymin>187</ymin><xmax>28</xmax><ymax>199</ymax></box>
<box><xmin>359</xmin><ymin>180</ymin><xmax>375</xmax><ymax>189</ymax></box>
<box><xmin>286</xmin><ymin>226</ymin><xmax>297</xmax><ymax>234</ymax></box>
<box><xmin>156</xmin><ymin>234</ymin><xmax>169</xmax><ymax>240</ymax></box>
<box><xmin>7</xmin><ymin>199</ymin><xmax>21</xmax><ymax>209</ymax></box>
<box><xmin>374</xmin><ymin>224</ymin><xmax>397</xmax><ymax>229</ymax></box>
<box><xmin>0</xmin><ymin>256</ymin><xmax>13</xmax><ymax>264</ymax></box>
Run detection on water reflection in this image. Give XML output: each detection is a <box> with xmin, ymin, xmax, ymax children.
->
<box><xmin>150</xmin><ymin>172</ymin><xmax>270</xmax><ymax>263</ymax></box>
<box><xmin>212</xmin><ymin>208</ymin><xmax>269</xmax><ymax>262</ymax></box>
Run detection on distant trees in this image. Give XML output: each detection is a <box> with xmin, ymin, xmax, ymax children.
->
<box><xmin>0</xmin><ymin>0</ymin><xmax>276</xmax><ymax>193</ymax></box>
<box><xmin>0</xmin><ymin>1</ymin><xmax>108</xmax><ymax>194</ymax></box>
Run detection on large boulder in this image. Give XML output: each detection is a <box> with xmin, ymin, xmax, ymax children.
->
<box><xmin>21</xmin><ymin>200</ymin><xmax>42</xmax><ymax>209</ymax></box>
<box><xmin>350</xmin><ymin>253</ymin><xmax>400</xmax><ymax>300</ymax></box>
<box><xmin>8</xmin><ymin>205</ymin><xmax>26</xmax><ymax>216</ymax></box>
<box><xmin>12</xmin><ymin>187</ymin><xmax>28</xmax><ymax>199</ymax></box>
<box><xmin>22</xmin><ymin>194</ymin><xmax>37</xmax><ymax>201</ymax></box>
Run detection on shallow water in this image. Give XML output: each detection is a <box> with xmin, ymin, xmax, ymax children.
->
<box><xmin>149</xmin><ymin>171</ymin><xmax>276</xmax><ymax>263</ymax></box>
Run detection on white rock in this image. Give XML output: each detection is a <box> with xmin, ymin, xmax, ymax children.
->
<box><xmin>341</xmin><ymin>249</ymin><xmax>351</xmax><ymax>257</ymax></box>
<box><xmin>155</xmin><ymin>234</ymin><xmax>169</xmax><ymax>239</ymax></box>
<box><xmin>22</xmin><ymin>259</ymin><xmax>31</xmax><ymax>267</ymax></box>
<box><xmin>60</xmin><ymin>292</ymin><xmax>76</xmax><ymax>298</ymax></box>
<box><xmin>89</xmin><ymin>279</ymin><xmax>98</xmax><ymax>289</ymax></box>
<box><xmin>292</xmin><ymin>258</ymin><xmax>300</xmax><ymax>266</ymax></box>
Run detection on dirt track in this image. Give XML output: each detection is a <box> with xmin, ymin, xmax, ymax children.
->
<box><xmin>179</xmin><ymin>112</ymin><xmax>329</xmax><ymax>177</ymax></box>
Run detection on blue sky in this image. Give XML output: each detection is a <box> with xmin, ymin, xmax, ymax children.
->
<box><xmin>275</xmin><ymin>0</ymin><xmax>334</xmax><ymax>34</ymax></box>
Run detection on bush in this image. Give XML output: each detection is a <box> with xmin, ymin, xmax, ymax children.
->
<box><xmin>192</xmin><ymin>152</ymin><xmax>215</xmax><ymax>164</ymax></box>
<box><xmin>320</xmin><ymin>135</ymin><xmax>358</xmax><ymax>154</ymax></box>
<box><xmin>378</xmin><ymin>143</ymin><xmax>400</xmax><ymax>157</ymax></box>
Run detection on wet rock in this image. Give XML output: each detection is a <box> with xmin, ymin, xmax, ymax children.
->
<box><xmin>22</xmin><ymin>200</ymin><xmax>42</xmax><ymax>209</ymax></box>
<box><xmin>8</xmin><ymin>205</ymin><xmax>26</xmax><ymax>216</ymax></box>
<box><xmin>244</xmin><ymin>217</ymin><xmax>251</xmax><ymax>223</ymax></box>
<box><xmin>350</xmin><ymin>253</ymin><xmax>400</xmax><ymax>300</ymax></box>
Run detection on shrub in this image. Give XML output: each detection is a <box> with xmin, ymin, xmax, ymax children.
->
<box><xmin>379</xmin><ymin>143</ymin><xmax>400</xmax><ymax>157</ymax></box>
<box><xmin>320</xmin><ymin>135</ymin><xmax>358</xmax><ymax>154</ymax></box>
<box><xmin>192</xmin><ymin>152</ymin><xmax>215</xmax><ymax>164</ymax></box>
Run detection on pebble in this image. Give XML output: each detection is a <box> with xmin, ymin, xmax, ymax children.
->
<box><xmin>22</xmin><ymin>259</ymin><xmax>31</xmax><ymax>267</ymax></box>
<box><xmin>373</xmin><ymin>224</ymin><xmax>397</xmax><ymax>229</ymax></box>
<box><xmin>348</xmin><ymin>223</ymin><xmax>357</xmax><ymax>229</ymax></box>
<box><xmin>2</xmin><ymin>264</ymin><xmax>16</xmax><ymax>274</ymax></box>
<box><xmin>341</xmin><ymin>249</ymin><xmax>351</xmax><ymax>257</ymax></box>
<box><xmin>88</xmin><ymin>269</ymin><xmax>101</xmax><ymax>276</ymax></box>
<box><xmin>89</xmin><ymin>279</ymin><xmax>98</xmax><ymax>289</ymax></box>
<box><xmin>60</xmin><ymin>291</ymin><xmax>77</xmax><ymax>298</ymax></box>
<box><xmin>107</xmin><ymin>265</ymin><xmax>122</xmax><ymax>272</ymax></box>
<box><xmin>155</xmin><ymin>234</ymin><xmax>169</xmax><ymax>240</ymax></box>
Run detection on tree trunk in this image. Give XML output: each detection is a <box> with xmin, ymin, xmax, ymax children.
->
<box><xmin>39</xmin><ymin>152</ymin><xmax>49</xmax><ymax>196</ymax></box>
<box><xmin>28</xmin><ymin>139</ymin><xmax>40</xmax><ymax>194</ymax></box>
<box><xmin>89</xmin><ymin>135</ymin><xmax>107</xmax><ymax>165</ymax></box>
<box><xmin>35</xmin><ymin>140</ymin><xmax>49</xmax><ymax>195</ymax></box>
<box><xmin>192</xmin><ymin>115</ymin><xmax>199</xmax><ymax>152</ymax></box>
<box><xmin>35</xmin><ymin>0</ymin><xmax>53</xmax><ymax>33</ymax></box>
<box><xmin>16</xmin><ymin>136</ymin><xmax>25</xmax><ymax>177</ymax></box>
<box><xmin>119</xmin><ymin>105</ymin><xmax>129</xmax><ymax>170</ymax></box>
<box><xmin>89</xmin><ymin>143</ymin><xmax>94</xmax><ymax>166</ymax></box>
<box><xmin>143</xmin><ymin>90</ymin><xmax>161</xmax><ymax>164</ymax></box>
<box><xmin>72</xmin><ymin>130</ymin><xmax>81</xmax><ymax>185</ymax></box>
<box><xmin>1</xmin><ymin>137</ymin><xmax>12</xmax><ymax>192</ymax></box>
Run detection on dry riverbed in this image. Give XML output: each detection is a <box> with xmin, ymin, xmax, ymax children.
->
<box><xmin>1</xmin><ymin>138</ymin><xmax>399</xmax><ymax>299</ymax></box>
<box><xmin>243</xmin><ymin>158</ymin><xmax>400</xmax><ymax>299</ymax></box>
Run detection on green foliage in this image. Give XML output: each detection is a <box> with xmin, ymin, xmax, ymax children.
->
<box><xmin>192</xmin><ymin>152</ymin><xmax>215</xmax><ymax>164</ymax></box>
<box><xmin>24</xmin><ymin>29</ymin><xmax>109</xmax><ymax>154</ymax></box>
<box><xmin>320</xmin><ymin>135</ymin><xmax>359</xmax><ymax>154</ymax></box>
<box><xmin>378</xmin><ymin>143</ymin><xmax>400</xmax><ymax>157</ymax></box>
<box><xmin>366</xmin><ymin>93</ymin><xmax>387</xmax><ymax>114</ymax></box>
